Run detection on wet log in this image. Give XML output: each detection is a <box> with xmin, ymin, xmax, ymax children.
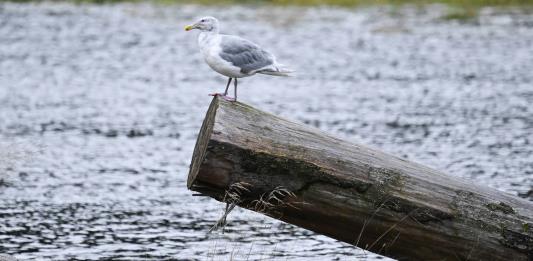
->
<box><xmin>188</xmin><ymin>96</ymin><xmax>533</xmax><ymax>261</ymax></box>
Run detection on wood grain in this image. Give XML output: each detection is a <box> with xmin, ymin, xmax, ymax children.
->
<box><xmin>188</xmin><ymin>96</ymin><xmax>533</xmax><ymax>261</ymax></box>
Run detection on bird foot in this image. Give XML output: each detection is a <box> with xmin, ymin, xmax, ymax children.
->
<box><xmin>208</xmin><ymin>93</ymin><xmax>236</xmax><ymax>102</ymax></box>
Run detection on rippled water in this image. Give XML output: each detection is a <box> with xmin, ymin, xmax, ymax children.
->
<box><xmin>0</xmin><ymin>2</ymin><xmax>532</xmax><ymax>260</ymax></box>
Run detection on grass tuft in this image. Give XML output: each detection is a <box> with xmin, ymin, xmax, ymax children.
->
<box><xmin>209</xmin><ymin>183</ymin><xmax>302</xmax><ymax>234</ymax></box>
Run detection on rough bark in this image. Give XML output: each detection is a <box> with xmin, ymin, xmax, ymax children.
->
<box><xmin>188</xmin><ymin>96</ymin><xmax>533</xmax><ymax>261</ymax></box>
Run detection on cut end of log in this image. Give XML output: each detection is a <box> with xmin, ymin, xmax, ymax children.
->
<box><xmin>187</xmin><ymin>96</ymin><xmax>219</xmax><ymax>189</ymax></box>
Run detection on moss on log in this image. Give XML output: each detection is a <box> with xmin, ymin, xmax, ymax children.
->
<box><xmin>188</xmin><ymin>96</ymin><xmax>533</xmax><ymax>261</ymax></box>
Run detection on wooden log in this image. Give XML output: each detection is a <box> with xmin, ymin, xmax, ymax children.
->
<box><xmin>188</xmin><ymin>97</ymin><xmax>533</xmax><ymax>261</ymax></box>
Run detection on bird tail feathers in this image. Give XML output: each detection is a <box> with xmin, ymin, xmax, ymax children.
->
<box><xmin>258</xmin><ymin>64</ymin><xmax>294</xmax><ymax>77</ymax></box>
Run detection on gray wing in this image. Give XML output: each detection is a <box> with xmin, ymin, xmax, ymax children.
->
<box><xmin>219</xmin><ymin>35</ymin><xmax>274</xmax><ymax>74</ymax></box>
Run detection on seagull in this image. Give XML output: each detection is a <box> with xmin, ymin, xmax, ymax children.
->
<box><xmin>185</xmin><ymin>16</ymin><xmax>292</xmax><ymax>102</ymax></box>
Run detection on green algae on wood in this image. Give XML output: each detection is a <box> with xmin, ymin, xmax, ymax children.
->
<box><xmin>487</xmin><ymin>202</ymin><xmax>516</xmax><ymax>214</ymax></box>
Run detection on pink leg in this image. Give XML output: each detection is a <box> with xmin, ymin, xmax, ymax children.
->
<box><xmin>209</xmin><ymin>78</ymin><xmax>237</xmax><ymax>102</ymax></box>
<box><xmin>209</xmin><ymin>78</ymin><xmax>233</xmax><ymax>98</ymax></box>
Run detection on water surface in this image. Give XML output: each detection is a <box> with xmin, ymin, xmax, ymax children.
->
<box><xmin>0</xmin><ymin>3</ymin><xmax>532</xmax><ymax>260</ymax></box>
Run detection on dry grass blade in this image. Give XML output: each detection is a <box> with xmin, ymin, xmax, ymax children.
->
<box><xmin>367</xmin><ymin>208</ymin><xmax>419</xmax><ymax>251</ymax></box>
<box><xmin>355</xmin><ymin>196</ymin><xmax>392</xmax><ymax>248</ymax></box>
<box><xmin>387</xmin><ymin>231</ymin><xmax>401</xmax><ymax>251</ymax></box>
<box><xmin>209</xmin><ymin>182</ymin><xmax>252</xmax><ymax>233</ymax></box>
<box><xmin>250</xmin><ymin>186</ymin><xmax>298</xmax><ymax>214</ymax></box>
<box><xmin>466</xmin><ymin>234</ymin><xmax>480</xmax><ymax>261</ymax></box>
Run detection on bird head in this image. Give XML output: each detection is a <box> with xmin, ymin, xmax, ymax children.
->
<box><xmin>185</xmin><ymin>16</ymin><xmax>219</xmax><ymax>32</ymax></box>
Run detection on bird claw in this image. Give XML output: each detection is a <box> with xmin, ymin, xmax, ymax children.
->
<box><xmin>208</xmin><ymin>93</ymin><xmax>236</xmax><ymax>102</ymax></box>
<box><xmin>222</xmin><ymin>96</ymin><xmax>236</xmax><ymax>102</ymax></box>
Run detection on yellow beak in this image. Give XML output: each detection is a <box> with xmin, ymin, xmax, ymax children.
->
<box><xmin>185</xmin><ymin>24</ymin><xmax>194</xmax><ymax>31</ymax></box>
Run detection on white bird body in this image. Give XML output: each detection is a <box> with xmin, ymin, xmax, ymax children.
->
<box><xmin>198</xmin><ymin>32</ymin><xmax>247</xmax><ymax>78</ymax></box>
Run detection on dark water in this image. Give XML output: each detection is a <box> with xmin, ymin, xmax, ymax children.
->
<box><xmin>0</xmin><ymin>2</ymin><xmax>532</xmax><ymax>260</ymax></box>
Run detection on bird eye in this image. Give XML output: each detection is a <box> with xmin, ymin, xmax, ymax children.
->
<box><xmin>201</xmin><ymin>19</ymin><xmax>205</xmax><ymax>22</ymax></box>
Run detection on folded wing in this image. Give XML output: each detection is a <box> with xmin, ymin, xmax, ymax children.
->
<box><xmin>219</xmin><ymin>35</ymin><xmax>275</xmax><ymax>75</ymax></box>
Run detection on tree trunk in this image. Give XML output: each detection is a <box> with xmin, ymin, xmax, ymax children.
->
<box><xmin>188</xmin><ymin>97</ymin><xmax>533</xmax><ymax>261</ymax></box>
